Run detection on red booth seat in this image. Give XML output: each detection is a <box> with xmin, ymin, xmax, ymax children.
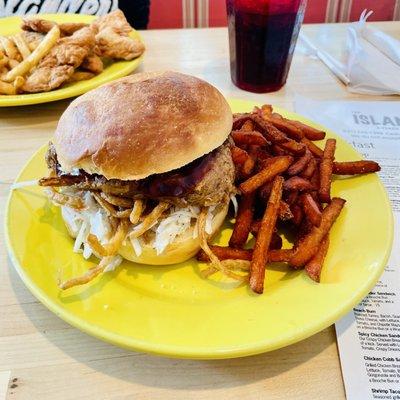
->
<box><xmin>148</xmin><ymin>0</ymin><xmax>400</xmax><ymax>29</ymax></box>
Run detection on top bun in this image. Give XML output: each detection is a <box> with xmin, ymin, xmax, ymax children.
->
<box><xmin>54</xmin><ymin>71</ymin><xmax>233</xmax><ymax>180</ymax></box>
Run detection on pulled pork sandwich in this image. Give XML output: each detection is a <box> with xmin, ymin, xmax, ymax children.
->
<box><xmin>39</xmin><ymin>71</ymin><xmax>235</xmax><ymax>289</ymax></box>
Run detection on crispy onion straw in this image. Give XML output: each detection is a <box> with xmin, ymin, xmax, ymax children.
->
<box><xmin>60</xmin><ymin>220</ymin><xmax>130</xmax><ymax>290</ymax></box>
<box><xmin>93</xmin><ymin>192</ymin><xmax>132</xmax><ymax>218</ymax></box>
<box><xmin>45</xmin><ymin>187</ymin><xmax>84</xmax><ymax>210</ymax></box>
<box><xmin>59</xmin><ymin>256</ymin><xmax>111</xmax><ymax>290</ymax></box>
<box><xmin>202</xmin><ymin>259</ymin><xmax>251</xmax><ymax>278</ymax></box>
<box><xmin>130</xmin><ymin>202</ymin><xmax>170</xmax><ymax>238</ymax></box>
<box><xmin>129</xmin><ymin>199</ymin><xmax>144</xmax><ymax>225</ymax></box>
<box><xmin>87</xmin><ymin>219</ymin><xmax>130</xmax><ymax>257</ymax></box>
<box><xmin>198</xmin><ymin>208</ymin><xmax>248</xmax><ymax>282</ymax></box>
<box><xmin>99</xmin><ymin>192</ymin><xmax>134</xmax><ymax>208</ymax></box>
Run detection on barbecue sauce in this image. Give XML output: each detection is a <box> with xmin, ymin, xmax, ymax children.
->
<box><xmin>144</xmin><ymin>150</ymin><xmax>216</xmax><ymax>197</ymax></box>
<box><xmin>48</xmin><ymin>144</ymin><xmax>219</xmax><ymax>199</ymax></box>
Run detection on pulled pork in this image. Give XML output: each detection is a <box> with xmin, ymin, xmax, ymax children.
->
<box><xmin>40</xmin><ymin>142</ymin><xmax>235</xmax><ymax>207</ymax></box>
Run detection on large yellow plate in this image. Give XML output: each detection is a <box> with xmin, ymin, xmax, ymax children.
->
<box><xmin>5</xmin><ymin>99</ymin><xmax>393</xmax><ymax>359</ymax></box>
<box><xmin>0</xmin><ymin>14</ymin><xmax>144</xmax><ymax>107</ymax></box>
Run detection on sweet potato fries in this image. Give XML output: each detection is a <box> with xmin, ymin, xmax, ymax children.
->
<box><xmin>197</xmin><ymin>104</ymin><xmax>381</xmax><ymax>293</ymax></box>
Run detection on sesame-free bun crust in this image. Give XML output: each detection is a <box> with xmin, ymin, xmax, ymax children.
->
<box><xmin>54</xmin><ymin>71</ymin><xmax>233</xmax><ymax>180</ymax></box>
<box><xmin>61</xmin><ymin>203</ymin><xmax>228</xmax><ymax>265</ymax></box>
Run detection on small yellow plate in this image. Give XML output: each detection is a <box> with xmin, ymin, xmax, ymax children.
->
<box><xmin>0</xmin><ymin>14</ymin><xmax>144</xmax><ymax>107</ymax></box>
<box><xmin>5</xmin><ymin>99</ymin><xmax>393</xmax><ymax>359</ymax></box>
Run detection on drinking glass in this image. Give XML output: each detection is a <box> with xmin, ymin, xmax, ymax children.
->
<box><xmin>226</xmin><ymin>0</ymin><xmax>306</xmax><ymax>93</ymax></box>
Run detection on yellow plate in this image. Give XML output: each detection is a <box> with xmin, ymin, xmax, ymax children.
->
<box><xmin>0</xmin><ymin>14</ymin><xmax>144</xmax><ymax>107</ymax></box>
<box><xmin>5</xmin><ymin>99</ymin><xmax>393</xmax><ymax>359</ymax></box>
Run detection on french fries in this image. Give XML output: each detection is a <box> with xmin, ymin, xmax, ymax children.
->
<box><xmin>291</xmin><ymin>204</ymin><xmax>303</xmax><ymax>225</ymax></box>
<box><xmin>290</xmin><ymin>197</ymin><xmax>346</xmax><ymax>268</ymax></box>
<box><xmin>4</xmin><ymin>25</ymin><xmax>60</xmax><ymax>82</ymax></box>
<box><xmin>0</xmin><ymin>80</ymin><xmax>16</xmax><ymax>95</ymax></box>
<box><xmin>8</xmin><ymin>59</ymin><xmax>19</xmax><ymax>69</ymax></box>
<box><xmin>229</xmin><ymin>192</ymin><xmax>255</xmax><ymax>248</ymax></box>
<box><xmin>257</xmin><ymin>105</ymin><xmax>304</xmax><ymax>141</ymax></box>
<box><xmin>287</xmin><ymin>149</ymin><xmax>312</xmax><ymax>176</ymax></box>
<box><xmin>241</xmin><ymin>156</ymin><xmax>255</xmax><ymax>178</ymax></box>
<box><xmin>270</xmin><ymin>232</ymin><xmax>283</xmax><ymax>249</ymax></box>
<box><xmin>0</xmin><ymin>51</ymin><xmax>9</xmax><ymax>68</ymax></box>
<box><xmin>206</xmin><ymin>104</ymin><xmax>381</xmax><ymax>293</ymax></box>
<box><xmin>286</xmin><ymin>191</ymin><xmax>299</xmax><ymax>205</ymax></box>
<box><xmin>290</xmin><ymin>120</ymin><xmax>326</xmax><ymax>141</ymax></box>
<box><xmin>283</xmin><ymin>176</ymin><xmax>315</xmax><ymax>192</ymax></box>
<box><xmin>12</xmin><ymin>33</ymin><xmax>31</xmax><ymax>59</ymax></box>
<box><xmin>258</xmin><ymin>181</ymin><xmax>272</xmax><ymax>200</ymax></box>
<box><xmin>250</xmin><ymin>114</ymin><xmax>305</xmax><ymax>155</ymax></box>
<box><xmin>300</xmin><ymin>156</ymin><xmax>317</xmax><ymax>179</ymax></box>
<box><xmin>278</xmin><ymin>200</ymin><xmax>293</xmax><ymax>221</ymax></box>
<box><xmin>250</xmin><ymin>176</ymin><xmax>283</xmax><ymax>294</ymax></box>
<box><xmin>301</xmin><ymin>137</ymin><xmax>324</xmax><ymax>158</ymax></box>
<box><xmin>265</xmin><ymin>115</ymin><xmax>304</xmax><ymax>141</ymax></box>
<box><xmin>301</xmin><ymin>193</ymin><xmax>322</xmax><ymax>226</ymax></box>
<box><xmin>231</xmin><ymin>130</ymin><xmax>268</xmax><ymax>146</ymax></box>
<box><xmin>230</xmin><ymin>146</ymin><xmax>249</xmax><ymax>165</ymax></box>
<box><xmin>333</xmin><ymin>160</ymin><xmax>381</xmax><ymax>175</ymax></box>
<box><xmin>239</xmin><ymin>156</ymin><xmax>292</xmax><ymax>194</ymax></box>
<box><xmin>319</xmin><ymin>139</ymin><xmax>336</xmax><ymax>203</ymax></box>
<box><xmin>305</xmin><ymin>235</ymin><xmax>329</xmax><ymax>282</ymax></box>
<box><xmin>13</xmin><ymin>75</ymin><xmax>25</xmax><ymax>91</ymax></box>
<box><xmin>233</xmin><ymin>113</ymin><xmax>252</xmax><ymax>130</ymax></box>
<box><xmin>240</xmin><ymin>120</ymin><xmax>254</xmax><ymax>131</ymax></box>
<box><xmin>0</xmin><ymin>36</ymin><xmax>20</xmax><ymax>61</ymax></box>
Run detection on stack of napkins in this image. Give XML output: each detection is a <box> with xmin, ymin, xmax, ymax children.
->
<box><xmin>299</xmin><ymin>10</ymin><xmax>400</xmax><ymax>95</ymax></box>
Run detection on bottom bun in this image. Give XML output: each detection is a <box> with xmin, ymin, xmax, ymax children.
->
<box><xmin>119</xmin><ymin>203</ymin><xmax>228</xmax><ymax>265</ymax></box>
<box><xmin>62</xmin><ymin>202</ymin><xmax>229</xmax><ymax>266</ymax></box>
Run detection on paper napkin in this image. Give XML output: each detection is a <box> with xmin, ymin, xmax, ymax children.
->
<box><xmin>298</xmin><ymin>10</ymin><xmax>400</xmax><ymax>95</ymax></box>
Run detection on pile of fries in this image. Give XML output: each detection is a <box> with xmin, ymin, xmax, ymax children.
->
<box><xmin>0</xmin><ymin>28</ymin><xmax>59</xmax><ymax>94</ymax></box>
<box><xmin>197</xmin><ymin>105</ymin><xmax>381</xmax><ymax>294</ymax></box>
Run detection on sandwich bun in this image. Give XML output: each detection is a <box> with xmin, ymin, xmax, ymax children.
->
<box><xmin>54</xmin><ymin>71</ymin><xmax>233</xmax><ymax>180</ymax></box>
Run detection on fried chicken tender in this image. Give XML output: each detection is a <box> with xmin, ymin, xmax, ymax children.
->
<box><xmin>22</xmin><ymin>65</ymin><xmax>74</xmax><ymax>92</ymax></box>
<box><xmin>81</xmin><ymin>52</ymin><xmax>104</xmax><ymax>73</ymax></box>
<box><xmin>20</xmin><ymin>31</ymin><xmax>45</xmax><ymax>51</ymax></box>
<box><xmin>39</xmin><ymin>27</ymin><xmax>96</xmax><ymax>68</ymax></box>
<box><xmin>91</xmin><ymin>9</ymin><xmax>132</xmax><ymax>36</ymax></box>
<box><xmin>22</xmin><ymin>18</ymin><xmax>88</xmax><ymax>36</ymax></box>
<box><xmin>22</xmin><ymin>27</ymin><xmax>95</xmax><ymax>93</ymax></box>
<box><xmin>94</xmin><ymin>27</ymin><xmax>144</xmax><ymax>60</ymax></box>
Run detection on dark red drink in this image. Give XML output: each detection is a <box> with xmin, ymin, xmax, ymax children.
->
<box><xmin>227</xmin><ymin>0</ymin><xmax>306</xmax><ymax>93</ymax></box>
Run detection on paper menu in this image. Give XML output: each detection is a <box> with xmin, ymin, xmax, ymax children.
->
<box><xmin>294</xmin><ymin>99</ymin><xmax>400</xmax><ymax>400</ymax></box>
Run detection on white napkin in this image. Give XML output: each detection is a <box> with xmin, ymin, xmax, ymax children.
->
<box><xmin>299</xmin><ymin>10</ymin><xmax>400</xmax><ymax>95</ymax></box>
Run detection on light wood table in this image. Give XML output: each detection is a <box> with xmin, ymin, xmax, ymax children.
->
<box><xmin>0</xmin><ymin>22</ymin><xmax>398</xmax><ymax>400</ymax></box>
